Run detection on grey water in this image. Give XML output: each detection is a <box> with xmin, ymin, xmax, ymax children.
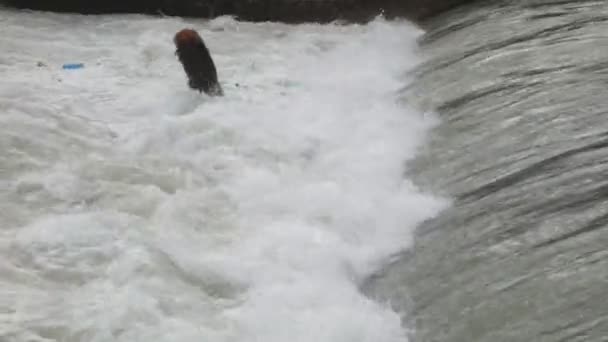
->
<box><xmin>366</xmin><ymin>1</ymin><xmax>608</xmax><ymax>341</ymax></box>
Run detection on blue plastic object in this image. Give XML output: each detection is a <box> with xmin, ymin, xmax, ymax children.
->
<box><xmin>62</xmin><ymin>63</ymin><xmax>84</xmax><ymax>70</ymax></box>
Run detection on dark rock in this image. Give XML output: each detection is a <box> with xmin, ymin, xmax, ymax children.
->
<box><xmin>0</xmin><ymin>0</ymin><xmax>225</xmax><ymax>17</ymax></box>
<box><xmin>0</xmin><ymin>0</ymin><xmax>478</xmax><ymax>24</ymax></box>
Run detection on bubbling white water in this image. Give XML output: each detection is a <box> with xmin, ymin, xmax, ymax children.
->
<box><xmin>0</xmin><ymin>10</ymin><xmax>447</xmax><ymax>342</ymax></box>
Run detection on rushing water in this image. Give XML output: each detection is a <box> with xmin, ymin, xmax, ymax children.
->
<box><xmin>0</xmin><ymin>9</ymin><xmax>448</xmax><ymax>342</ymax></box>
<box><xmin>366</xmin><ymin>1</ymin><xmax>608</xmax><ymax>341</ymax></box>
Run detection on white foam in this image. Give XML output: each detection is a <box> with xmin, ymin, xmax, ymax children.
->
<box><xmin>1</xmin><ymin>10</ymin><xmax>447</xmax><ymax>342</ymax></box>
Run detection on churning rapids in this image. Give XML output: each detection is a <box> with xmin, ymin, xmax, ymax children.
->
<box><xmin>0</xmin><ymin>9</ymin><xmax>447</xmax><ymax>342</ymax></box>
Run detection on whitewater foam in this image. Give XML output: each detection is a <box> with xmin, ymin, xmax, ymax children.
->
<box><xmin>0</xmin><ymin>10</ymin><xmax>447</xmax><ymax>342</ymax></box>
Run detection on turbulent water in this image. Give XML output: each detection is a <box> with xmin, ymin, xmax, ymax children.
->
<box><xmin>0</xmin><ymin>9</ymin><xmax>448</xmax><ymax>342</ymax></box>
<box><xmin>367</xmin><ymin>1</ymin><xmax>608</xmax><ymax>341</ymax></box>
<box><xmin>5</xmin><ymin>2</ymin><xmax>607</xmax><ymax>341</ymax></box>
